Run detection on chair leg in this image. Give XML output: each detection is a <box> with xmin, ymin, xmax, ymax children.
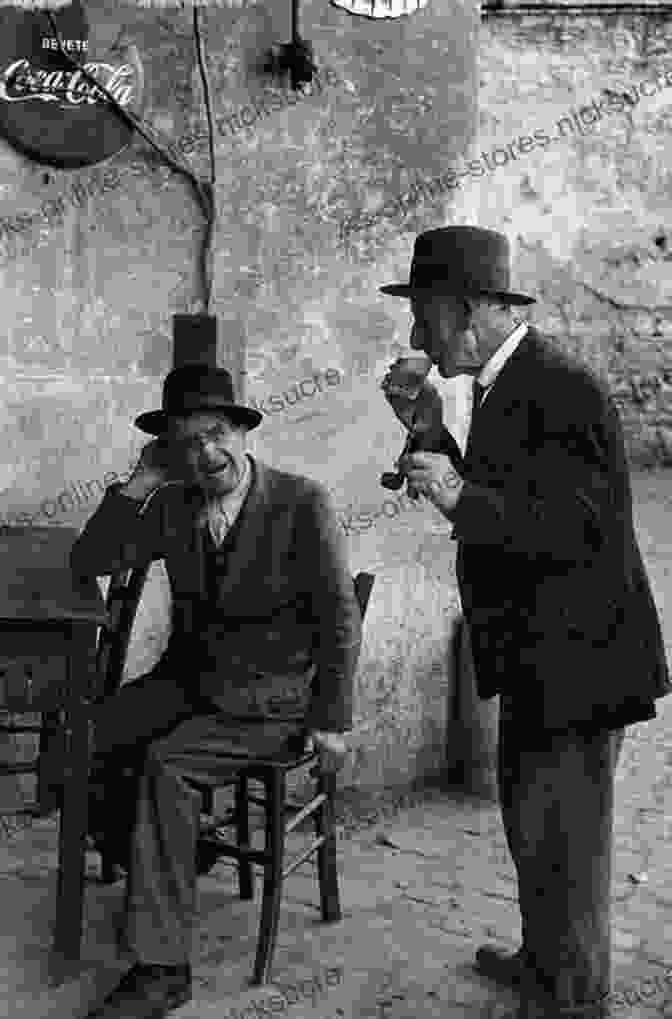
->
<box><xmin>315</xmin><ymin>770</ymin><xmax>341</xmax><ymax>923</ymax></box>
<box><xmin>201</xmin><ymin>785</ymin><xmax>214</xmax><ymax>817</ymax></box>
<box><xmin>251</xmin><ymin>769</ymin><xmax>285</xmax><ymax>986</ymax></box>
<box><xmin>37</xmin><ymin>711</ymin><xmax>64</xmax><ymax>815</ymax></box>
<box><xmin>50</xmin><ymin>698</ymin><xmax>89</xmax><ymax>984</ymax></box>
<box><xmin>235</xmin><ymin>772</ymin><xmax>254</xmax><ymax>901</ymax></box>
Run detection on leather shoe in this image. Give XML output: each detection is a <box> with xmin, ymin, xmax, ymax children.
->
<box><xmin>86</xmin><ymin>962</ymin><xmax>192</xmax><ymax>1018</ymax></box>
<box><xmin>475</xmin><ymin>944</ymin><xmax>529</xmax><ymax>987</ymax></box>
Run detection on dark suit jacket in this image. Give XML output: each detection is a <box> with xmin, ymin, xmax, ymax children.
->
<box><xmin>70</xmin><ymin>457</ymin><xmax>362</xmax><ymax>733</ymax></box>
<box><xmin>441</xmin><ymin>327</ymin><xmax>670</xmax><ymax>732</ymax></box>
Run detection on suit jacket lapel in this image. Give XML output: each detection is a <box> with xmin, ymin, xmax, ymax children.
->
<box><xmin>169</xmin><ymin>485</ymin><xmax>207</xmax><ymax>597</ymax></box>
<box><xmin>463</xmin><ymin>329</ymin><xmax>540</xmax><ymax>471</ymax></box>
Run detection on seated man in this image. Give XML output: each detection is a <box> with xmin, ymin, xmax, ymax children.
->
<box><xmin>71</xmin><ymin>362</ymin><xmax>362</xmax><ymax>1019</ymax></box>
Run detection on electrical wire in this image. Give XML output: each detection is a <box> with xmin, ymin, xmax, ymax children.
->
<box><xmin>292</xmin><ymin>0</ymin><xmax>300</xmax><ymax>43</ymax></box>
<box><xmin>45</xmin><ymin>10</ymin><xmax>216</xmax><ymax>313</ymax></box>
<box><xmin>192</xmin><ymin>6</ymin><xmax>216</xmax><ymax>189</ymax></box>
<box><xmin>192</xmin><ymin>4</ymin><xmax>217</xmax><ymax>310</ymax></box>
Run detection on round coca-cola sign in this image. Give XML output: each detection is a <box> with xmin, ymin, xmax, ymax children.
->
<box><xmin>0</xmin><ymin>0</ymin><xmax>144</xmax><ymax>169</ymax></box>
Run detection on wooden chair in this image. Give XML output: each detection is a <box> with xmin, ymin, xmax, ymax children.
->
<box><xmin>96</xmin><ymin>565</ymin><xmax>375</xmax><ymax>984</ymax></box>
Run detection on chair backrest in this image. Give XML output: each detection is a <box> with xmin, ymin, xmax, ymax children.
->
<box><xmin>95</xmin><ymin>564</ymin><xmax>151</xmax><ymax>700</ymax></box>
<box><xmin>96</xmin><ymin>568</ymin><xmax>375</xmax><ymax>702</ymax></box>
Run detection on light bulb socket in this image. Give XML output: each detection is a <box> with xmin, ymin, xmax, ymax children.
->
<box><xmin>263</xmin><ymin>38</ymin><xmax>317</xmax><ymax>90</ymax></box>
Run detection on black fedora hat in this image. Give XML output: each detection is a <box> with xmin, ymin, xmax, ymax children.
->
<box><xmin>380</xmin><ymin>226</ymin><xmax>535</xmax><ymax>305</ymax></box>
<box><xmin>134</xmin><ymin>364</ymin><xmax>263</xmax><ymax>436</ymax></box>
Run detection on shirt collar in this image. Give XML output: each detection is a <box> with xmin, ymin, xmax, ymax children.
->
<box><xmin>478</xmin><ymin>321</ymin><xmax>528</xmax><ymax>391</ymax></box>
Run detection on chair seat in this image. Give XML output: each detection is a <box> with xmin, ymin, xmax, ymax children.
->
<box><xmin>229</xmin><ymin>747</ymin><xmax>317</xmax><ymax>771</ymax></box>
<box><xmin>186</xmin><ymin>746</ymin><xmax>317</xmax><ymax>800</ymax></box>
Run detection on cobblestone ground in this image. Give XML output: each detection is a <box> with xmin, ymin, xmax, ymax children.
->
<box><xmin>0</xmin><ymin>470</ymin><xmax>669</xmax><ymax>1019</ymax></box>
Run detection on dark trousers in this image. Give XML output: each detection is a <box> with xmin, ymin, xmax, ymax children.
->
<box><xmin>90</xmin><ymin>668</ymin><xmax>304</xmax><ymax>965</ymax></box>
<box><xmin>498</xmin><ymin>694</ymin><xmax>625</xmax><ymax>1013</ymax></box>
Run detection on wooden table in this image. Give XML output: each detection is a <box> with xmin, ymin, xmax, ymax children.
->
<box><xmin>0</xmin><ymin>526</ymin><xmax>106</xmax><ymax>984</ymax></box>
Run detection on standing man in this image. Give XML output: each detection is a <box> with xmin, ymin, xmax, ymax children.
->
<box><xmin>380</xmin><ymin>226</ymin><xmax>670</xmax><ymax>1019</ymax></box>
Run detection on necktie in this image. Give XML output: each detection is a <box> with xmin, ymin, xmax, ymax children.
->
<box><xmin>465</xmin><ymin>379</ymin><xmax>487</xmax><ymax>463</ymax></box>
<box><xmin>472</xmin><ymin>379</ymin><xmax>487</xmax><ymax>417</ymax></box>
<box><xmin>207</xmin><ymin>502</ymin><xmax>230</xmax><ymax>547</ymax></box>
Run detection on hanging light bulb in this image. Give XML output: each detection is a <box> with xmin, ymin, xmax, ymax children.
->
<box><xmin>329</xmin><ymin>0</ymin><xmax>428</xmax><ymax>17</ymax></box>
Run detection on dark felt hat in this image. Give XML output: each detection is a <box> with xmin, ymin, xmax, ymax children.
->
<box><xmin>380</xmin><ymin>226</ymin><xmax>535</xmax><ymax>305</ymax></box>
<box><xmin>134</xmin><ymin>365</ymin><xmax>263</xmax><ymax>435</ymax></box>
<box><xmin>134</xmin><ymin>315</ymin><xmax>262</xmax><ymax>435</ymax></box>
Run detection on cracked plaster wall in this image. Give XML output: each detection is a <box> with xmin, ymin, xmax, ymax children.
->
<box><xmin>475</xmin><ymin>13</ymin><xmax>672</xmax><ymax>466</ymax></box>
<box><xmin>0</xmin><ymin>0</ymin><xmax>479</xmax><ymax>795</ymax></box>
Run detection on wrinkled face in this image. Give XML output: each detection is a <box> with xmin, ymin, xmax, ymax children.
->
<box><xmin>169</xmin><ymin>410</ymin><xmax>248</xmax><ymax>495</ymax></box>
<box><xmin>409</xmin><ymin>294</ymin><xmax>513</xmax><ymax>378</ymax></box>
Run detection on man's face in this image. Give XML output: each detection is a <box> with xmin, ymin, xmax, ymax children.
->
<box><xmin>169</xmin><ymin>411</ymin><xmax>248</xmax><ymax>495</ymax></box>
<box><xmin>409</xmin><ymin>293</ymin><xmax>483</xmax><ymax>378</ymax></box>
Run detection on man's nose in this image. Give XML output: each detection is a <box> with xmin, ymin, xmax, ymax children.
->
<box><xmin>196</xmin><ymin>440</ymin><xmax>221</xmax><ymax>465</ymax></box>
<box><xmin>410</xmin><ymin>323</ymin><xmax>424</xmax><ymax>350</ymax></box>
<box><xmin>199</xmin><ymin>433</ymin><xmax>230</xmax><ymax>455</ymax></box>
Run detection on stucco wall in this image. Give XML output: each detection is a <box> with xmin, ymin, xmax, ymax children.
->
<box><xmin>0</xmin><ymin>0</ymin><xmax>479</xmax><ymax>793</ymax></box>
<box><xmin>476</xmin><ymin>10</ymin><xmax>672</xmax><ymax>466</ymax></box>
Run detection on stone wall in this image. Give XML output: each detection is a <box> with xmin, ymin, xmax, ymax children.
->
<box><xmin>0</xmin><ymin>0</ymin><xmax>478</xmax><ymax>794</ymax></box>
<box><xmin>475</xmin><ymin>10</ymin><xmax>672</xmax><ymax>466</ymax></box>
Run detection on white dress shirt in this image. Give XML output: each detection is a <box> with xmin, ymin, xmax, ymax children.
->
<box><xmin>476</xmin><ymin>320</ymin><xmax>528</xmax><ymax>407</ymax></box>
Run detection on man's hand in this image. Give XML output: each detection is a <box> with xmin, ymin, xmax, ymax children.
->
<box><xmin>309</xmin><ymin>730</ymin><xmax>349</xmax><ymax>773</ymax></box>
<box><xmin>121</xmin><ymin>438</ymin><xmax>186</xmax><ymax>501</ymax></box>
<box><xmin>381</xmin><ymin>378</ymin><xmax>444</xmax><ymax>436</ymax></box>
<box><xmin>397</xmin><ymin>451</ymin><xmax>464</xmax><ymax>517</ymax></box>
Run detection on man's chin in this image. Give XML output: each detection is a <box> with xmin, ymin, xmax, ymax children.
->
<box><xmin>437</xmin><ymin>361</ymin><xmax>481</xmax><ymax>379</ymax></box>
<box><xmin>437</xmin><ymin>364</ymin><xmax>465</xmax><ymax>379</ymax></box>
<box><xmin>201</xmin><ymin>465</ymin><xmax>238</xmax><ymax>493</ymax></box>
<box><xmin>209</xmin><ymin>480</ymin><xmax>237</xmax><ymax>496</ymax></box>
